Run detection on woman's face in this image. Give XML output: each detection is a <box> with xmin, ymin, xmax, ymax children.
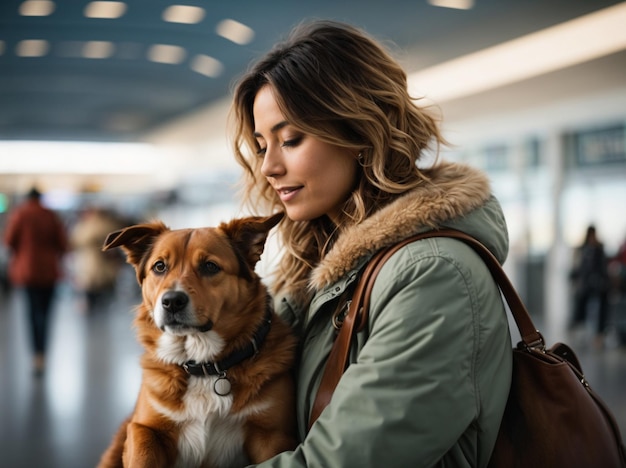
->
<box><xmin>252</xmin><ymin>85</ymin><xmax>358</xmax><ymax>224</ymax></box>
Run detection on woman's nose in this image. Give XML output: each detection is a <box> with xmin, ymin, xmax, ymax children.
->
<box><xmin>260</xmin><ymin>146</ymin><xmax>285</xmax><ymax>178</ymax></box>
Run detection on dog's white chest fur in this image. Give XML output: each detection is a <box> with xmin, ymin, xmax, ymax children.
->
<box><xmin>154</xmin><ymin>332</ymin><xmax>249</xmax><ymax>467</ymax></box>
<box><xmin>176</xmin><ymin>379</ymin><xmax>247</xmax><ymax>468</ymax></box>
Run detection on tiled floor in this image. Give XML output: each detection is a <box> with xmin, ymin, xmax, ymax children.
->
<box><xmin>1</xmin><ymin>269</ymin><xmax>625</xmax><ymax>468</ymax></box>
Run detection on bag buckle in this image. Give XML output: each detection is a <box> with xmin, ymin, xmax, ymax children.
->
<box><xmin>519</xmin><ymin>331</ymin><xmax>545</xmax><ymax>352</ymax></box>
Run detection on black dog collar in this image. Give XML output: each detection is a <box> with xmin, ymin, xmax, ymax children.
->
<box><xmin>181</xmin><ymin>307</ymin><xmax>272</xmax><ymax>378</ymax></box>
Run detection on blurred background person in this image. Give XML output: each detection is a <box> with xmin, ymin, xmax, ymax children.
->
<box><xmin>3</xmin><ymin>187</ymin><xmax>68</xmax><ymax>375</ymax></box>
<box><xmin>70</xmin><ymin>206</ymin><xmax>125</xmax><ymax>313</ymax></box>
<box><xmin>569</xmin><ymin>225</ymin><xmax>610</xmax><ymax>349</ymax></box>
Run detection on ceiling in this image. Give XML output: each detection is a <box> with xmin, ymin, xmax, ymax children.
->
<box><xmin>0</xmin><ymin>0</ymin><xmax>624</xmax><ymax>143</ymax></box>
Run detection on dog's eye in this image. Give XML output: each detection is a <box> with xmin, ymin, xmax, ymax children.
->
<box><xmin>200</xmin><ymin>261</ymin><xmax>220</xmax><ymax>276</ymax></box>
<box><xmin>152</xmin><ymin>261</ymin><xmax>167</xmax><ymax>274</ymax></box>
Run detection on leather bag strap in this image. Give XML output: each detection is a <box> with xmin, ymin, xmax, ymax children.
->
<box><xmin>308</xmin><ymin>228</ymin><xmax>543</xmax><ymax>430</ymax></box>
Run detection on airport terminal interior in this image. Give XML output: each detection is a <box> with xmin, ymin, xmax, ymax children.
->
<box><xmin>1</xmin><ymin>0</ymin><xmax>626</xmax><ymax>466</ymax></box>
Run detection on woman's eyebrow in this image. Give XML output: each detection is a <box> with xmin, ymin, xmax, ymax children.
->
<box><xmin>254</xmin><ymin>120</ymin><xmax>289</xmax><ymax>138</ymax></box>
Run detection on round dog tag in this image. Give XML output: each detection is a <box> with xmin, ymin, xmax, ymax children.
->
<box><xmin>214</xmin><ymin>376</ymin><xmax>232</xmax><ymax>396</ymax></box>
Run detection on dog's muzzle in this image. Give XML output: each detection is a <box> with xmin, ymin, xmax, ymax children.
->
<box><xmin>159</xmin><ymin>290</ymin><xmax>213</xmax><ymax>333</ymax></box>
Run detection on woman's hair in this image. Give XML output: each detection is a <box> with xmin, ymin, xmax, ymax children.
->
<box><xmin>230</xmin><ymin>20</ymin><xmax>445</xmax><ymax>301</ymax></box>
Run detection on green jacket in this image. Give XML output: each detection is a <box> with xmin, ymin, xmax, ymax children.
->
<box><xmin>257</xmin><ymin>162</ymin><xmax>512</xmax><ymax>468</ymax></box>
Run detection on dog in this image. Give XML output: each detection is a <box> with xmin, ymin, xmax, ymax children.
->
<box><xmin>97</xmin><ymin>213</ymin><xmax>297</xmax><ymax>468</ymax></box>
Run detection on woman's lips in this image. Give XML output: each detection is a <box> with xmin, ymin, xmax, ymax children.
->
<box><xmin>276</xmin><ymin>186</ymin><xmax>302</xmax><ymax>202</ymax></box>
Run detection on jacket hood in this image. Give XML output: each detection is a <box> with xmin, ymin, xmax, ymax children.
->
<box><xmin>310</xmin><ymin>161</ymin><xmax>508</xmax><ymax>290</ymax></box>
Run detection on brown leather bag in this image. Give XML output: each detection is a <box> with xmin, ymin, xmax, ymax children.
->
<box><xmin>310</xmin><ymin>229</ymin><xmax>626</xmax><ymax>468</ymax></box>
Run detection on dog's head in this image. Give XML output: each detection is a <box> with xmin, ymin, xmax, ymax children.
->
<box><xmin>102</xmin><ymin>213</ymin><xmax>283</xmax><ymax>337</ymax></box>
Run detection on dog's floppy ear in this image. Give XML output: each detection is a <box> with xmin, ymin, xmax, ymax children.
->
<box><xmin>102</xmin><ymin>221</ymin><xmax>169</xmax><ymax>271</ymax></box>
<box><xmin>219</xmin><ymin>212</ymin><xmax>284</xmax><ymax>269</ymax></box>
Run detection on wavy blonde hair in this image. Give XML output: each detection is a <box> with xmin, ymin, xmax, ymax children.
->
<box><xmin>230</xmin><ymin>20</ymin><xmax>445</xmax><ymax>303</ymax></box>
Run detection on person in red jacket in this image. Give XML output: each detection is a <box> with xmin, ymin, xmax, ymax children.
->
<box><xmin>3</xmin><ymin>187</ymin><xmax>68</xmax><ymax>375</ymax></box>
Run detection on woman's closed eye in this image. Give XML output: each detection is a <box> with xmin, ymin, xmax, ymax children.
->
<box><xmin>281</xmin><ymin>136</ymin><xmax>303</xmax><ymax>148</ymax></box>
<box><xmin>256</xmin><ymin>136</ymin><xmax>303</xmax><ymax>156</ymax></box>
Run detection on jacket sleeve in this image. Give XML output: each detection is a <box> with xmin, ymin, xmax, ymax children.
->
<box><xmin>252</xmin><ymin>243</ymin><xmax>507</xmax><ymax>467</ymax></box>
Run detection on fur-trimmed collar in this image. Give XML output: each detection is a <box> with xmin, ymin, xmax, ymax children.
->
<box><xmin>309</xmin><ymin>161</ymin><xmax>492</xmax><ymax>290</ymax></box>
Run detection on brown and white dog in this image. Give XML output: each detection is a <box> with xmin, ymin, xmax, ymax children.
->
<box><xmin>97</xmin><ymin>213</ymin><xmax>297</xmax><ymax>468</ymax></box>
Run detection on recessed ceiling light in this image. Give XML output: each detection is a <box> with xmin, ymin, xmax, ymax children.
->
<box><xmin>162</xmin><ymin>5</ymin><xmax>205</xmax><ymax>24</ymax></box>
<box><xmin>190</xmin><ymin>54</ymin><xmax>224</xmax><ymax>78</ymax></box>
<box><xmin>19</xmin><ymin>0</ymin><xmax>56</xmax><ymax>17</ymax></box>
<box><xmin>83</xmin><ymin>41</ymin><xmax>115</xmax><ymax>59</ymax></box>
<box><xmin>84</xmin><ymin>1</ymin><xmax>127</xmax><ymax>19</ymax></box>
<box><xmin>16</xmin><ymin>39</ymin><xmax>50</xmax><ymax>57</ymax></box>
<box><xmin>216</xmin><ymin>19</ymin><xmax>255</xmax><ymax>45</ymax></box>
<box><xmin>427</xmin><ymin>0</ymin><xmax>474</xmax><ymax>10</ymax></box>
<box><xmin>147</xmin><ymin>44</ymin><xmax>186</xmax><ymax>64</ymax></box>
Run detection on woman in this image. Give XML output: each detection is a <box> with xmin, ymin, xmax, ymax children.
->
<box><xmin>231</xmin><ymin>20</ymin><xmax>512</xmax><ymax>467</ymax></box>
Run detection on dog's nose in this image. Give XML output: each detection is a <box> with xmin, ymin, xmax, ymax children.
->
<box><xmin>161</xmin><ymin>291</ymin><xmax>189</xmax><ymax>313</ymax></box>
